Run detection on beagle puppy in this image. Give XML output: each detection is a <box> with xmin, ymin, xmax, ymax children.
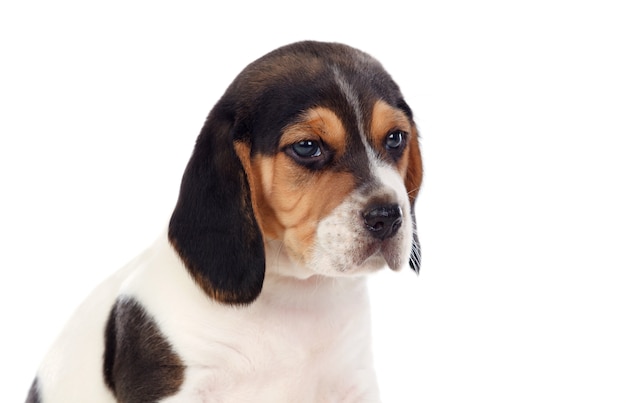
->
<box><xmin>26</xmin><ymin>41</ymin><xmax>423</xmax><ymax>403</ymax></box>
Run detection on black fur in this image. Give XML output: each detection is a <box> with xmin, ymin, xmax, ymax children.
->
<box><xmin>168</xmin><ymin>101</ymin><xmax>266</xmax><ymax>304</ymax></box>
<box><xmin>25</xmin><ymin>377</ymin><xmax>40</xmax><ymax>403</ymax></box>
<box><xmin>103</xmin><ymin>297</ymin><xmax>185</xmax><ymax>402</ymax></box>
<box><xmin>168</xmin><ymin>41</ymin><xmax>421</xmax><ymax>304</ymax></box>
<box><xmin>410</xmin><ymin>224</ymin><xmax>422</xmax><ymax>274</ymax></box>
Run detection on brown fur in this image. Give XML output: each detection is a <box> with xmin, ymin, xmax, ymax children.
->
<box><xmin>169</xmin><ymin>40</ymin><xmax>423</xmax><ymax>304</ymax></box>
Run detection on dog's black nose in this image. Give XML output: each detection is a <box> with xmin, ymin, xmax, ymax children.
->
<box><xmin>363</xmin><ymin>204</ymin><xmax>402</xmax><ymax>240</ymax></box>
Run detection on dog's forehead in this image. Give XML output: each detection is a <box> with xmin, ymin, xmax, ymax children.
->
<box><xmin>227</xmin><ymin>41</ymin><xmax>409</xmax><ymax>155</ymax></box>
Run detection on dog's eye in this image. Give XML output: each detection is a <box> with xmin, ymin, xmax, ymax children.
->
<box><xmin>286</xmin><ymin>140</ymin><xmax>332</xmax><ymax>170</ymax></box>
<box><xmin>385</xmin><ymin>130</ymin><xmax>406</xmax><ymax>150</ymax></box>
<box><xmin>292</xmin><ymin>140</ymin><xmax>322</xmax><ymax>158</ymax></box>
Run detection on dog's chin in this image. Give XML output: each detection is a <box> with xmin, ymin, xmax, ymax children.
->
<box><xmin>309</xmin><ymin>244</ymin><xmax>408</xmax><ymax>278</ymax></box>
<box><xmin>355</xmin><ymin>245</ymin><xmax>407</xmax><ymax>273</ymax></box>
<box><xmin>275</xmin><ymin>234</ymin><xmax>410</xmax><ymax>279</ymax></box>
<box><xmin>353</xmin><ymin>252</ymin><xmax>389</xmax><ymax>274</ymax></box>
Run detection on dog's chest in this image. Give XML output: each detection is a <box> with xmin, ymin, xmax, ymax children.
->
<box><xmin>118</xmin><ymin>243</ymin><xmax>380</xmax><ymax>401</ymax></box>
<box><xmin>156</xmin><ymin>279</ymin><xmax>378</xmax><ymax>401</ymax></box>
<box><xmin>166</xmin><ymin>319</ymin><xmax>377</xmax><ymax>402</ymax></box>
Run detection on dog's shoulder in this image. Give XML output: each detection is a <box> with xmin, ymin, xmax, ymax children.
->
<box><xmin>32</xmin><ymin>236</ymin><xmax>186</xmax><ymax>402</ymax></box>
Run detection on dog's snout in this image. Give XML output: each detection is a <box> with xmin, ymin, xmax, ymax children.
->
<box><xmin>363</xmin><ymin>204</ymin><xmax>402</xmax><ymax>240</ymax></box>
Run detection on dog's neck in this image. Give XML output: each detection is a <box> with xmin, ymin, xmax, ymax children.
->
<box><xmin>261</xmin><ymin>270</ymin><xmax>371</xmax><ymax>312</ymax></box>
<box><xmin>262</xmin><ymin>238</ymin><xmax>372</xmax><ymax>309</ymax></box>
<box><xmin>158</xmin><ymin>233</ymin><xmax>372</xmax><ymax>316</ymax></box>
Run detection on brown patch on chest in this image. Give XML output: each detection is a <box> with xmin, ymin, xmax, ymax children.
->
<box><xmin>103</xmin><ymin>297</ymin><xmax>185</xmax><ymax>402</ymax></box>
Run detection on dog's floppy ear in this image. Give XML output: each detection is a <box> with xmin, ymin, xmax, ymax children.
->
<box><xmin>405</xmin><ymin>124</ymin><xmax>424</xmax><ymax>273</ymax></box>
<box><xmin>168</xmin><ymin>104</ymin><xmax>265</xmax><ymax>305</ymax></box>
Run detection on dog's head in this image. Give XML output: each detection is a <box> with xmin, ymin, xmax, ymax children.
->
<box><xmin>169</xmin><ymin>41</ymin><xmax>423</xmax><ymax>304</ymax></box>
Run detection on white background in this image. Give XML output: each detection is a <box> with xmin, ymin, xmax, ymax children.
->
<box><xmin>2</xmin><ymin>1</ymin><xmax>625</xmax><ymax>401</ymax></box>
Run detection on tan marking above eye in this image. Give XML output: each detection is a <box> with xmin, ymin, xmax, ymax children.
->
<box><xmin>281</xmin><ymin>107</ymin><xmax>347</xmax><ymax>158</ymax></box>
<box><xmin>370</xmin><ymin>100</ymin><xmax>412</xmax><ymax>154</ymax></box>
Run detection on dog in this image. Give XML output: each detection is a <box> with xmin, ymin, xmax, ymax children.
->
<box><xmin>26</xmin><ymin>41</ymin><xmax>423</xmax><ymax>403</ymax></box>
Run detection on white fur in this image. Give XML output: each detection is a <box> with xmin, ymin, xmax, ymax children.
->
<box><xmin>34</xmin><ymin>233</ymin><xmax>383</xmax><ymax>402</ymax></box>
<box><xmin>33</xmin><ymin>156</ymin><xmax>410</xmax><ymax>403</ymax></box>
